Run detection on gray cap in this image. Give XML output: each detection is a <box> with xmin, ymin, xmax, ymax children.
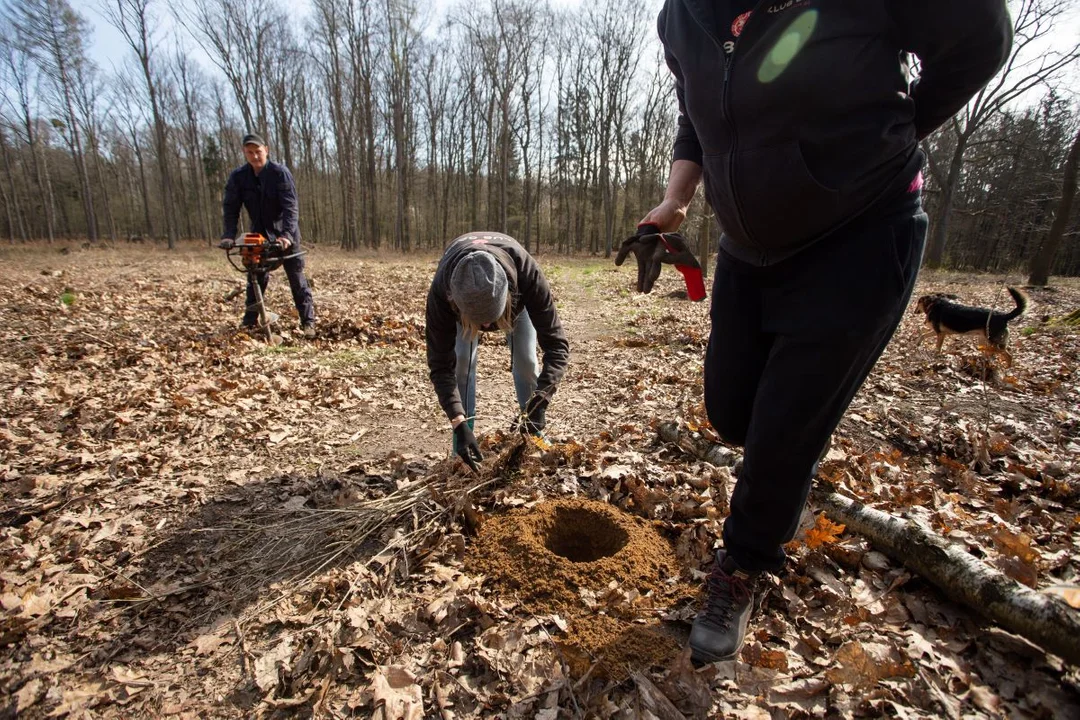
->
<box><xmin>242</xmin><ymin>133</ymin><xmax>267</xmax><ymax>147</ymax></box>
<box><xmin>450</xmin><ymin>251</ymin><xmax>508</xmax><ymax>326</ymax></box>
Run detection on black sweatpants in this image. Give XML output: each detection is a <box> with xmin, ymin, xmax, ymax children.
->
<box><xmin>706</xmin><ymin>196</ymin><xmax>927</xmax><ymax>573</ymax></box>
<box><xmin>243</xmin><ymin>252</ymin><xmax>315</xmax><ymax>326</ymax></box>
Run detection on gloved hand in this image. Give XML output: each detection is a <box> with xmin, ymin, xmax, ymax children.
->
<box><xmin>615</xmin><ymin>224</ymin><xmax>706</xmax><ymax>300</ymax></box>
<box><xmin>453</xmin><ymin>422</ymin><xmax>483</xmax><ymax>472</ymax></box>
<box><xmin>517</xmin><ymin>394</ymin><xmax>548</xmax><ymax>435</ymax></box>
<box><xmin>218</xmin><ymin>237</ymin><xmax>235</xmax><ymax>249</ymax></box>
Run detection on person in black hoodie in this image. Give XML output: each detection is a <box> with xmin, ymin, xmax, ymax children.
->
<box><xmin>426</xmin><ymin>233</ymin><xmax>570</xmax><ymax>471</ymax></box>
<box><xmin>641</xmin><ymin>1</ymin><xmax>1012</xmax><ymax>665</ymax></box>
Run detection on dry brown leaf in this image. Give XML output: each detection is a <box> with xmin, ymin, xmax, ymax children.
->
<box><xmin>804</xmin><ymin>515</ymin><xmax>846</xmax><ymax>549</ymax></box>
<box><xmin>15</xmin><ymin>678</ymin><xmax>46</xmax><ymax>713</ymax></box>
<box><xmin>190</xmin><ymin>632</ymin><xmax>232</xmax><ymax>656</ymax></box>
<box><xmin>825</xmin><ymin>641</ymin><xmax>915</xmax><ymax>689</ymax></box>
<box><xmin>370</xmin><ymin>665</ymin><xmax>424</xmax><ymax>720</ymax></box>
<box><xmin>1045</xmin><ymin>584</ymin><xmax>1080</xmax><ymax>609</ymax></box>
<box><xmin>254</xmin><ymin>636</ymin><xmax>294</xmax><ymax>692</ymax></box>
<box><xmin>742</xmin><ymin>642</ymin><xmax>789</xmax><ymax>671</ymax></box>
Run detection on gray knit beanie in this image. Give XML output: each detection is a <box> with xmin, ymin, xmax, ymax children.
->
<box><xmin>450</xmin><ymin>251</ymin><xmax>508</xmax><ymax>326</ymax></box>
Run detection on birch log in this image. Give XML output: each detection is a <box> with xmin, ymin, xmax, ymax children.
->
<box><xmin>657</xmin><ymin>421</ymin><xmax>1080</xmax><ymax>666</ymax></box>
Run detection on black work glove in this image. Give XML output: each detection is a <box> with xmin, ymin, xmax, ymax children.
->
<box><xmin>615</xmin><ymin>224</ymin><xmax>667</xmax><ymax>293</ymax></box>
<box><xmin>453</xmin><ymin>422</ymin><xmax>482</xmax><ymax>472</ymax></box>
<box><xmin>517</xmin><ymin>394</ymin><xmax>548</xmax><ymax>435</ymax></box>
<box><xmin>615</xmin><ymin>224</ymin><xmax>706</xmax><ymax>300</ymax></box>
<box><xmin>218</xmin><ymin>237</ymin><xmax>235</xmax><ymax>249</ymax></box>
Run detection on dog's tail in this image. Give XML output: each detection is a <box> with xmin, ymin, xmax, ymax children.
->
<box><xmin>1004</xmin><ymin>286</ymin><xmax>1028</xmax><ymax>320</ymax></box>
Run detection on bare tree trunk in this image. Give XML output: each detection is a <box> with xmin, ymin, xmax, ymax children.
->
<box><xmin>6</xmin><ymin>45</ymin><xmax>56</xmax><ymax>241</ymax></box>
<box><xmin>39</xmin><ymin>137</ymin><xmax>58</xmax><ymax>242</ymax></box>
<box><xmin>90</xmin><ymin>139</ymin><xmax>118</xmax><ymax>242</ymax></box>
<box><xmin>1028</xmin><ymin>125</ymin><xmax>1080</xmax><ymax>286</ymax></box>
<box><xmin>925</xmin><ymin>132</ymin><xmax>969</xmax><ymax>268</ymax></box>
<box><xmin>0</xmin><ymin>126</ymin><xmax>28</xmax><ymax>242</ymax></box>
<box><xmin>132</xmin><ymin>135</ymin><xmax>155</xmax><ymax>237</ymax></box>
<box><xmin>128</xmin><ymin>1</ymin><xmax>178</xmax><ymax>248</ymax></box>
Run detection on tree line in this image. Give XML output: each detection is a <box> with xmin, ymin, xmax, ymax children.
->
<box><xmin>0</xmin><ymin>0</ymin><xmax>1078</xmax><ymax>280</ymax></box>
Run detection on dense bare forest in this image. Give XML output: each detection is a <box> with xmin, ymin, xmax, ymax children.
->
<box><xmin>0</xmin><ymin>0</ymin><xmax>1078</xmax><ymax>276</ymax></box>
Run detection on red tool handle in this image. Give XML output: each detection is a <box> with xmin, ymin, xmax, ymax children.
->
<box><xmin>676</xmin><ymin>264</ymin><xmax>706</xmax><ymax>301</ymax></box>
<box><xmin>652</xmin><ymin>229</ymin><xmax>707</xmax><ymax>302</ymax></box>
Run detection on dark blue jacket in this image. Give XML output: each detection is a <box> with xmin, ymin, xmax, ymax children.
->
<box><xmin>659</xmin><ymin>0</ymin><xmax>1011</xmax><ymax>265</ymax></box>
<box><xmin>222</xmin><ymin>160</ymin><xmax>301</xmax><ymax>243</ymax></box>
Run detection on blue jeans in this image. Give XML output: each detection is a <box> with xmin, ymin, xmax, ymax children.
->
<box><xmin>455</xmin><ymin>310</ymin><xmax>539</xmax><ymax>428</ymax></box>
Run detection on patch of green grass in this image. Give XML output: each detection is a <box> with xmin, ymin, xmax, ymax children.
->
<box><xmin>319</xmin><ymin>346</ymin><xmax>396</xmax><ymax>370</ymax></box>
<box><xmin>255</xmin><ymin>344</ymin><xmax>308</xmax><ymax>356</ymax></box>
<box><xmin>1021</xmin><ymin>327</ymin><xmax>1038</xmax><ymax>337</ymax></box>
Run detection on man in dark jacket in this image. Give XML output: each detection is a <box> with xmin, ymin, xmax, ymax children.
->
<box><xmin>426</xmin><ymin>232</ymin><xmax>570</xmax><ymax>471</ymax></box>
<box><xmin>639</xmin><ymin>1</ymin><xmax>1012</xmax><ymax>665</ymax></box>
<box><xmin>220</xmin><ymin>133</ymin><xmax>316</xmax><ymax>337</ymax></box>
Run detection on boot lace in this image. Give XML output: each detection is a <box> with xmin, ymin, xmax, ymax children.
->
<box><xmin>701</xmin><ymin>563</ymin><xmax>753</xmax><ymax>628</ymax></box>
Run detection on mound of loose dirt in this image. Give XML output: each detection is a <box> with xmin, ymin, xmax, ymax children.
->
<box><xmin>466</xmin><ymin>498</ymin><xmax>689</xmax><ymax>678</ymax></box>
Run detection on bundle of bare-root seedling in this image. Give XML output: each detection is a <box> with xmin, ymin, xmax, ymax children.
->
<box><xmin>146</xmin><ymin>436</ymin><xmax>531</xmax><ymax>630</ymax></box>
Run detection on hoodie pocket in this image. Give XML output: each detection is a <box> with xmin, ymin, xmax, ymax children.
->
<box><xmin>732</xmin><ymin>141</ymin><xmax>842</xmax><ymax>252</ymax></box>
<box><xmin>701</xmin><ymin>153</ymin><xmax>744</xmax><ymax>246</ymax></box>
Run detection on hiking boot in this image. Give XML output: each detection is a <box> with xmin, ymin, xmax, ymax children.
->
<box><xmin>301</xmin><ymin>322</ymin><xmax>316</xmax><ymax>339</ymax></box>
<box><xmin>689</xmin><ymin>550</ymin><xmax>762</xmax><ymax>666</ymax></box>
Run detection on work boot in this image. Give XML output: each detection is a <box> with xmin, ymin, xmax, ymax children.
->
<box><xmin>301</xmin><ymin>322</ymin><xmax>316</xmax><ymax>339</ymax></box>
<box><xmin>689</xmin><ymin>550</ymin><xmax>762</xmax><ymax>666</ymax></box>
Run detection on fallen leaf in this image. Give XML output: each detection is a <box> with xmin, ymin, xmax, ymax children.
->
<box><xmin>370</xmin><ymin>665</ymin><xmax>424</xmax><ymax>720</ymax></box>
<box><xmin>804</xmin><ymin>515</ymin><xmax>846</xmax><ymax>549</ymax></box>
<box><xmin>1045</xmin><ymin>584</ymin><xmax>1080</xmax><ymax>609</ymax></box>
<box><xmin>190</xmin><ymin>632</ymin><xmax>233</xmax><ymax>656</ymax></box>
<box><xmin>16</xmin><ymin>678</ymin><xmax>45</xmax><ymax>713</ymax></box>
<box><xmin>254</xmin><ymin>636</ymin><xmax>294</xmax><ymax>692</ymax></box>
<box><xmin>825</xmin><ymin>641</ymin><xmax>915</xmax><ymax>688</ymax></box>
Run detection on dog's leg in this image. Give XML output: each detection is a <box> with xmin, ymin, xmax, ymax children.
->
<box><xmin>935</xmin><ymin>333</ymin><xmax>945</xmax><ymax>354</ymax></box>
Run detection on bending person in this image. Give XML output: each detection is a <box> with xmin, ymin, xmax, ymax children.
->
<box><xmin>426</xmin><ymin>232</ymin><xmax>570</xmax><ymax>471</ymax></box>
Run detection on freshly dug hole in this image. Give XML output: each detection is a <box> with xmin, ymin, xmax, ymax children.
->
<box><xmin>467</xmin><ymin>498</ymin><xmax>681</xmax><ymax>614</ymax></box>
<box><xmin>543</xmin><ymin>505</ymin><xmax>628</xmax><ymax>562</ymax></box>
<box><xmin>466</xmin><ymin>498</ymin><xmax>689</xmax><ymax>678</ymax></box>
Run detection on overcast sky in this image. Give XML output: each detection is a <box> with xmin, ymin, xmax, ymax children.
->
<box><xmin>81</xmin><ymin>0</ymin><xmax>592</xmax><ymax>73</ymax></box>
<box><xmin>80</xmin><ymin>0</ymin><xmax>1077</xmax><ymax>109</ymax></box>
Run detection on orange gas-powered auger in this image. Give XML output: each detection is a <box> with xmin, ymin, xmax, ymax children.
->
<box><xmin>220</xmin><ymin>232</ymin><xmax>306</xmax><ymax>344</ymax></box>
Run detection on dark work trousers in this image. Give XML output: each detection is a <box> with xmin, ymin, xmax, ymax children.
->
<box><xmin>705</xmin><ymin>194</ymin><xmax>927</xmax><ymax>573</ymax></box>
<box><xmin>243</xmin><ymin>252</ymin><xmax>316</xmax><ymax>326</ymax></box>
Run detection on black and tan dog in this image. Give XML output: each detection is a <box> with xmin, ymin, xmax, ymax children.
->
<box><xmin>914</xmin><ymin>286</ymin><xmax>1028</xmax><ymax>365</ymax></box>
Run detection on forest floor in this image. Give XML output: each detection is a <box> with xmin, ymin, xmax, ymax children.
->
<box><xmin>1</xmin><ymin>241</ymin><xmax>1078</xmax><ymax>719</ymax></box>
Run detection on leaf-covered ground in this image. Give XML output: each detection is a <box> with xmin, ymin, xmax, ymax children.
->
<box><xmin>1</xmin><ymin>243</ymin><xmax>1078</xmax><ymax>719</ymax></box>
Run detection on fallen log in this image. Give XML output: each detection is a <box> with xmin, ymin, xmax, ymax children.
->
<box><xmin>657</xmin><ymin>421</ymin><xmax>1080</xmax><ymax>666</ymax></box>
<box><xmin>657</xmin><ymin>422</ymin><xmax>737</xmax><ymax>467</ymax></box>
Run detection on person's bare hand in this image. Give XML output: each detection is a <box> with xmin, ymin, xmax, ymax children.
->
<box><xmin>638</xmin><ymin>198</ymin><xmax>687</xmax><ymax>233</ymax></box>
<box><xmin>278</xmin><ymin>236</ymin><xmax>293</xmax><ymax>251</ymax></box>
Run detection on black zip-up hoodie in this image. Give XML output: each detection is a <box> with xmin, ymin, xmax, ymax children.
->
<box><xmin>426</xmin><ymin>233</ymin><xmax>570</xmax><ymax>421</ymax></box>
<box><xmin>659</xmin><ymin>0</ymin><xmax>1012</xmax><ymax>265</ymax></box>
